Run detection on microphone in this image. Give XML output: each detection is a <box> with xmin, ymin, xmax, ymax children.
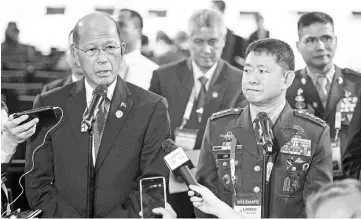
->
<box><xmin>81</xmin><ymin>84</ymin><xmax>107</xmax><ymax>133</ymax></box>
<box><xmin>162</xmin><ymin>139</ymin><xmax>201</xmax><ymax>197</ymax></box>
<box><xmin>254</xmin><ymin>112</ymin><xmax>274</xmax><ymax>153</ymax></box>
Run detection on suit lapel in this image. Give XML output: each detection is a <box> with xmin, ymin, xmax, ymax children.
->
<box><xmin>203</xmin><ymin>60</ymin><xmax>226</xmax><ymax>118</ymax></box>
<box><xmin>175</xmin><ymin>58</ymin><xmax>194</xmax><ymax>115</ymax></box>
<box><xmin>324</xmin><ymin>66</ymin><xmax>345</xmax><ymax>120</ymax></box>
<box><xmin>95</xmin><ymin>77</ymin><xmax>133</xmax><ymax>172</ymax></box>
<box><xmin>231</xmin><ymin>106</ymin><xmax>260</xmax><ymax>159</ymax></box>
<box><xmin>66</xmin><ymin>78</ymin><xmax>88</xmax><ymax>155</ymax></box>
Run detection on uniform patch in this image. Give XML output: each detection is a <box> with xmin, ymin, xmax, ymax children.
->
<box><xmin>281</xmin><ymin>135</ymin><xmax>311</xmax><ymax>156</ymax></box>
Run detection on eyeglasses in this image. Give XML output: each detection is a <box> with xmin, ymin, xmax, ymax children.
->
<box><xmin>74</xmin><ymin>45</ymin><xmax>121</xmax><ymax>57</ymax></box>
<box><xmin>302</xmin><ymin>35</ymin><xmax>336</xmax><ymax>48</ymax></box>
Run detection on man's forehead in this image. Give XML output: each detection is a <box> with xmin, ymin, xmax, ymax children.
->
<box><xmin>79</xmin><ymin>33</ymin><xmax>120</xmax><ymax>45</ymax></box>
<box><xmin>299</xmin><ymin>22</ymin><xmax>334</xmax><ymax>38</ymax></box>
<box><xmin>190</xmin><ymin>27</ymin><xmax>222</xmax><ymax>38</ymax></box>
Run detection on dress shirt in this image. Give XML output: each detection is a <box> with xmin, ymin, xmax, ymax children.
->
<box><xmin>250</xmin><ymin>100</ymin><xmax>287</xmax><ymax>126</ymax></box>
<box><xmin>120</xmin><ymin>50</ymin><xmax>159</xmax><ymax>89</ymax></box>
<box><xmin>84</xmin><ymin>78</ymin><xmax>117</xmax><ymax>165</ymax></box>
<box><xmin>191</xmin><ymin>61</ymin><xmax>218</xmax><ymax>96</ymax></box>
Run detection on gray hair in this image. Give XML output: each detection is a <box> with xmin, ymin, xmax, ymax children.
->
<box><xmin>187</xmin><ymin>9</ymin><xmax>227</xmax><ymax>38</ymax></box>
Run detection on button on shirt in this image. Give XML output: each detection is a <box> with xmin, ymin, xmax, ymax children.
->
<box><xmin>84</xmin><ymin>78</ymin><xmax>117</xmax><ymax>165</ymax></box>
<box><xmin>191</xmin><ymin>61</ymin><xmax>218</xmax><ymax>96</ymax></box>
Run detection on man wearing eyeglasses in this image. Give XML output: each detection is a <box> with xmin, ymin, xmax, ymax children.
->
<box><xmin>286</xmin><ymin>12</ymin><xmax>361</xmax><ymax>180</ymax></box>
<box><xmin>24</xmin><ymin>12</ymin><xmax>170</xmax><ymax>217</ymax></box>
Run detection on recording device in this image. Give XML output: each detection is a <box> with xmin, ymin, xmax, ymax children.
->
<box><xmin>13</xmin><ymin>106</ymin><xmax>58</xmax><ymax>127</ymax></box>
<box><xmin>81</xmin><ymin>84</ymin><xmax>107</xmax><ymax>133</ymax></box>
<box><xmin>162</xmin><ymin>139</ymin><xmax>201</xmax><ymax>197</ymax></box>
<box><xmin>140</xmin><ymin>176</ymin><xmax>166</xmax><ymax>218</ymax></box>
<box><xmin>254</xmin><ymin>112</ymin><xmax>274</xmax><ymax>153</ymax></box>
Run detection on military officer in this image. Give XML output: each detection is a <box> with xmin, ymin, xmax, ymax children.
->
<box><xmin>287</xmin><ymin>12</ymin><xmax>361</xmax><ymax>178</ymax></box>
<box><xmin>196</xmin><ymin>39</ymin><xmax>333</xmax><ymax>218</ymax></box>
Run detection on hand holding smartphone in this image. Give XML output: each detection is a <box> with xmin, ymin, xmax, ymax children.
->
<box><xmin>12</xmin><ymin>106</ymin><xmax>58</xmax><ymax>127</ymax></box>
<box><xmin>140</xmin><ymin>176</ymin><xmax>166</xmax><ymax>218</ymax></box>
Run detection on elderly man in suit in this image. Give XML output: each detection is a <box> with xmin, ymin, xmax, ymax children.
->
<box><xmin>149</xmin><ymin>8</ymin><xmax>247</xmax><ymax>218</ymax></box>
<box><xmin>25</xmin><ymin>12</ymin><xmax>170</xmax><ymax>218</ymax></box>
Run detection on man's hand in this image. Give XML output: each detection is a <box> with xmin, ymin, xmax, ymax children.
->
<box><xmin>139</xmin><ymin>203</ymin><xmax>177</xmax><ymax>219</ymax></box>
<box><xmin>2</xmin><ymin>114</ymin><xmax>39</xmax><ymax>153</ymax></box>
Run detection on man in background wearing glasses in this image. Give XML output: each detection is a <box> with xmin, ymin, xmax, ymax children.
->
<box><xmin>286</xmin><ymin>12</ymin><xmax>361</xmax><ymax>180</ymax></box>
<box><xmin>25</xmin><ymin>12</ymin><xmax>170</xmax><ymax>217</ymax></box>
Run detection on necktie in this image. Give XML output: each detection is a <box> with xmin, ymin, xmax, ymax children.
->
<box><xmin>196</xmin><ymin>76</ymin><xmax>208</xmax><ymax>122</ymax></box>
<box><xmin>93</xmin><ymin>98</ymin><xmax>110</xmax><ymax>162</ymax></box>
<box><xmin>316</xmin><ymin>75</ymin><xmax>329</xmax><ymax>108</ymax></box>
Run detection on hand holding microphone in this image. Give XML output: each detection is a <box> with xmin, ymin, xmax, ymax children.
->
<box><xmin>161</xmin><ymin>139</ymin><xmax>201</xmax><ymax>197</ymax></box>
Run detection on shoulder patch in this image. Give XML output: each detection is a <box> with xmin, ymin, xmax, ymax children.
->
<box><xmin>294</xmin><ymin>109</ymin><xmax>327</xmax><ymax>128</ymax></box>
<box><xmin>342</xmin><ymin>68</ymin><xmax>361</xmax><ymax>77</ymax></box>
<box><xmin>211</xmin><ymin>108</ymin><xmax>243</xmax><ymax>121</ymax></box>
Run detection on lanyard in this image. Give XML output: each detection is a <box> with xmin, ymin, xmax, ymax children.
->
<box><xmin>334</xmin><ymin>100</ymin><xmax>342</xmax><ymax>140</ymax></box>
<box><xmin>230</xmin><ymin>134</ymin><xmax>237</xmax><ymax>197</ymax></box>
<box><xmin>180</xmin><ymin>86</ymin><xmax>199</xmax><ymax>129</ymax></box>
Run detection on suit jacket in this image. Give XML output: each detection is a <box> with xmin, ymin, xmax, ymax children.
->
<box><xmin>196</xmin><ymin>103</ymin><xmax>332</xmax><ymax>218</ymax></box>
<box><xmin>342</xmin><ymin>90</ymin><xmax>361</xmax><ymax>179</ymax></box>
<box><xmin>41</xmin><ymin>75</ymin><xmax>73</xmax><ymax>93</ymax></box>
<box><xmin>25</xmin><ymin>76</ymin><xmax>171</xmax><ymax>217</ymax></box>
<box><xmin>286</xmin><ymin>66</ymin><xmax>361</xmax><ymax>157</ymax></box>
<box><xmin>149</xmin><ymin>58</ymin><xmax>247</xmax><ymax>150</ymax></box>
<box><xmin>222</xmin><ymin>29</ymin><xmax>247</xmax><ymax>69</ymax></box>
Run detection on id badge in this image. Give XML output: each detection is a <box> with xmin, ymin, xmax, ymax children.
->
<box><xmin>174</xmin><ymin>127</ymin><xmax>198</xmax><ymax>151</ymax></box>
<box><xmin>331</xmin><ymin>139</ymin><xmax>342</xmax><ymax>176</ymax></box>
<box><xmin>233</xmin><ymin>194</ymin><xmax>261</xmax><ymax>219</ymax></box>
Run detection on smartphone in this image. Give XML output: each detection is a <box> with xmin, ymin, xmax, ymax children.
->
<box><xmin>140</xmin><ymin>176</ymin><xmax>166</xmax><ymax>218</ymax></box>
<box><xmin>13</xmin><ymin>106</ymin><xmax>58</xmax><ymax>127</ymax></box>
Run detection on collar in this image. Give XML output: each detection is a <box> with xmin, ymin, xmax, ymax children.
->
<box><xmin>123</xmin><ymin>50</ymin><xmax>142</xmax><ymax>65</ymax></box>
<box><xmin>307</xmin><ymin>65</ymin><xmax>335</xmax><ymax>84</ymax></box>
<box><xmin>84</xmin><ymin>77</ymin><xmax>117</xmax><ymax>106</ymax></box>
<box><xmin>191</xmin><ymin>61</ymin><xmax>218</xmax><ymax>83</ymax></box>
<box><xmin>71</xmin><ymin>74</ymin><xmax>79</xmax><ymax>83</ymax></box>
<box><xmin>249</xmin><ymin>100</ymin><xmax>286</xmax><ymax>125</ymax></box>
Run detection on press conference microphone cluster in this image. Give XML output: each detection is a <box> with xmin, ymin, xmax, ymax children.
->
<box><xmin>162</xmin><ymin>139</ymin><xmax>201</xmax><ymax>197</ymax></box>
<box><xmin>81</xmin><ymin>84</ymin><xmax>107</xmax><ymax>133</ymax></box>
<box><xmin>255</xmin><ymin>112</ymin><xmax>274</xmax><ymax>153</ymax></box>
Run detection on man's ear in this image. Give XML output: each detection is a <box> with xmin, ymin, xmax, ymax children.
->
<box><xmin>283</xmin><ymin>70</ymin><xmax>295</xmax><ymax>90</ymax></box>
<box><xmin>121</xmin><ymin>43</ymin><xmax>126</xmax><ymax>57</ymax></box>
<box><xmin>71</xmin><ymin>48</ymin><xmax>81</xmax><ymax>66</ymax></box>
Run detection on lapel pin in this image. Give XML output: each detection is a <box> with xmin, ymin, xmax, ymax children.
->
<box><xmin>120</xmin><ymin>102</ymin><xmax>127</xmax><ymax>108</ymax></box>
<box><xmin>116</xmin><ymin>110</ymin><xmax>123</xmax><ymax>118</ymax></box>
<box><xmin>212</xmin><ymin>92</ymin><xmax>218</xmax><ymax>98</ymax></box>
<box><xmin>337</xmin><ymin>77</ymin><xmax>343</xmax><ymax>85</ymax></box>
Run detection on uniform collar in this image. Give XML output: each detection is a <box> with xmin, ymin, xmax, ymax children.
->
<box><xmin>306</xmin><ymin>65</ymin><xmax>335</xmax><ymax>84</ymax></box>
<box><xmin>249</xmin><ymin>100</ymin><xmax>287</xmax><ymax>126</ymax></box>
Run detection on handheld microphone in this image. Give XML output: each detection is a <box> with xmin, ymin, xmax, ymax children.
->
<box><xmin>81</xmin><ymin>84</ymin><xmax>107</xmax><ymax>133</ymax></box>
<box><xmin>255</xmin><ymin>112</ymin><xmax>274</xmax><ymax>153</ymax></box>
<box><xmin>162</xmin><ymin>139</ymin><xmax>201</xmax><ymax>197</ymax></box>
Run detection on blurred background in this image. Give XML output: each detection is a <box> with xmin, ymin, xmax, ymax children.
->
<box><xmin>1</xmin><ymin>0</ymin><xmax>360</xmax><ymax>212</ymax></box>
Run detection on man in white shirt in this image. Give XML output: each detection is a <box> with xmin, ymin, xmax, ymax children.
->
<box><xmin>117</xmin><ymin>9</ymin><xmax>158</xmax><ymax>90</ymax></box>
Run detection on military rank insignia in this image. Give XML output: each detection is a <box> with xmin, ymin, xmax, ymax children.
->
<box><xmin>295</xmin><ymin>88</ymin><xmax>306</xmax><ymax>109</ymax></box>
<box><xmin>280</xmin><ymin>135</ymin><xmax>311</xmax><ymax>156</ymax></box>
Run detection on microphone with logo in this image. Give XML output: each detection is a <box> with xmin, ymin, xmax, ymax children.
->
<box><xmin>81</xmin><ymin>84</ymin><xmax>107</xmax><ymax>133</ymax></box>
<box><xmin>162</xmin><ymin>139</ymin><xmax>202</xmax><ymax>198</ymax></box>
